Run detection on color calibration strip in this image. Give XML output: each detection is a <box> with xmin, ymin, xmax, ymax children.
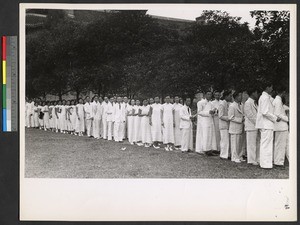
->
<box><xmin>2</xmin><ymin>36</ymin><xmax>18</xmax><ymax>132</ymax></box>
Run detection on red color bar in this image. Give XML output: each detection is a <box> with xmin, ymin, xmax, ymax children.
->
<box><xmin>2</xmin><ymin>36</ymin><xmax>6</xmax><ymax>60</ymax></box>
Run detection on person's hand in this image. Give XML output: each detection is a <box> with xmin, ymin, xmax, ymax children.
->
<box><xmin>276</xmin><ymin>117</ymin><xmax>281</xmax><ymax>122</ymax></box>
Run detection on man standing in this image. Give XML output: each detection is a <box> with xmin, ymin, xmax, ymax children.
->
<box><xmin>106</xmin><ymin>97</ymin><xmax>115</xmax><ymax>141</ymax></box>
<box><xmin>256</xmin><ymin>83</ymin><xmax>280</xmax><ymax>169</ymax></box>
<box><xmin>173</xmin><ymin>96</ymin><xmax>183</xmax><ymax>150</ymax></box>
<box><xmin>228</xmin><ymin>91</ymin><xmax>244</xmax><ymax>163</ymax></box>
<box><xmin>212</xmin><ymin>90</ymin><xmax>221</xmax><ymax>153</ymax></box>
<box><xmin>244</xmin><ymin>89</ymin><xmax>260</xmax><ymax>165</ymax></box>
<box><xmin>198</xmin><ymin>91</ymin><xmax>217</xmax><ymax>156</ymax></box>
<box><xmin>113</xmin><ymin>96</ymin><xmax>126</xmax><ymax>142</ymax></box>
<box><xmin>179</xmin><ymin>98</ymin><xmax>194</xmax><ymax>152</ymax></box>
<box><xmin>273</xmin><ymin>86</ymin><xmax>289</xmax><ymax>168</ymax></box>
<box><xmin>218</xmin><ymin>90</ymin><xmax>232</xmax><ymax>160</ymax></box>
<box><xmin>122</xmin><ymin>97</ymin><xmax>129</xmax><ymax>140</ymax></box>
<box><xmin>102</xmin><ymin>97</ymin><xmax>109</xmax><ymax>139</ymax></box>
<box><xmin>195</xmin><ymin>95</ymin><xmax>205</xmax><ymax>154</ymax></box>
<box><xmin>84</xmin><ymin>96</ymin><xmax>93</xmax><ymax>137</ymax></box>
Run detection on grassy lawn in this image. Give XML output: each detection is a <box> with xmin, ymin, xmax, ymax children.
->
<box><xmin>25</xmin><ymin>129</ymin><xmax>289</xmax><ymax>179</ymax></box>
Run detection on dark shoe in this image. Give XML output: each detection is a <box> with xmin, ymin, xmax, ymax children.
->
<box><xmin>205</xmin><ymin>151</ymin><xmax>214</xmax><ymax>156</ymax></box>
<box><xmin>274</xmin><ymin>164</ymin><xmax>285</xmax><ymax>170</ymax></box>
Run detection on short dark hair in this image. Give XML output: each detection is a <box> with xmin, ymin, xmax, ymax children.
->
<box><xmin>275</xmin><ymin>85</ymin><xmax>286</xmax><ymax>94</ymax></box>
<box><xmin>262</xmin><ymin>81</ymin><xmax>273</xmax><ymax>90</ymax></box>
<box><xmin>247</xmin><ymin>88</ymin><xmax>258</xmax><ymax>96</ymax></box>
<box><xmin>222</xmin><ymin>90</ymin><xmax>231</xmax><ymax>99</ymax></box>
<box><xmin>233</xmin><ymin>90</ymin><xmax>242</xmax><ymax>99</ymax></box>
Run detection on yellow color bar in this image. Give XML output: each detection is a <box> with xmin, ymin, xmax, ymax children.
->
<box><xmin>2</xmin><ymin>60</ymin><xmax>6</xmax><ymax>84</ymax></box>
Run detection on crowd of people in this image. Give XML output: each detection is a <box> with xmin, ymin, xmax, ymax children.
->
<box><xmin>25</xmin><ymin>83</ymin><xmax>290</xmax><ymax>170</ymax></box>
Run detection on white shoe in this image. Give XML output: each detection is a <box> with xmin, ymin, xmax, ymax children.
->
<box><xmin>165</xmin><ymin>146</ymin><xmax>169</xmax><ymax>151</ymax></box>
<box><xmin>252</xmin><ymin>162</ymin><xmax>259</xmax><ymax>166</ymax></box>
<box><xmin>169</xmin><ymin>146</ymin><xmax>174</xmax><ymax>151</ymax></box>
<box><xmin>153</xmin><ymin>145</ymin><xmax>160</xmax><ymax>149</ymax></box>
<box><xmin>137</xmin><ymin>142</ymin><xmax>143</xmax><ymax>146</ymax></box>
<box><xmin>121</xmin><ymin>147</ymin><xmax>126</xmax><ymax>151</ymax></box>
<box><xmin>234</xmin><ymin>159</ymin><xmax>241</xmax><ymax>163</ymax></box>
<box><xmin>145</xmin><ymin>144</ymin><xmax>150</xmax><ymax>148</ymax></box>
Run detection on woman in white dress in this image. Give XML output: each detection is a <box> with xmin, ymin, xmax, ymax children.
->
<box><xmin>43</xmin><ymin>101</ymin><xmax>50</xmax><ymax>130</ymax></box>
<box><xmin>133</xmin><ymin>99</ymin><xmax>142</xmax><ymax>145</ymax></box>
<box><xmin>76</xmin><ymin>98</ymin><xmax>85</xmax><ymax>136</ymax></box>
<box><xmin>60</xmin><ymin>100</ymin><xmax>67</xmax><ymax>134</ymax></box>
<box><xmin>139</xmin><ymin>99</ymin><xmax>152</xmax><ymax>147</ymax></box>
<box><xmin>38</xmin><ymin>102</ymin><xmax>44</xmax><ymax>129</ymax></box>
<box><xmin>92</xmin><ymin>95</ymin><xmax>102</xmax><ymax>139</ymax></box>
<box><xmin>33</xmin><ymin>102</ymin><xmax>39</xmax><ymax>128</ymax></box>
<box><xmin>149</xmin><ymin>96</ymin><xmax>163</xmax><ymax>149</ymax></box>
<box><xmin>65</xmin><ymin>100</ymin><xmax>72</xmax><ymax>134</ymax></box>
<box><xmin>127</xmin><ymin>99</ymin><xmax>135</xmax><ymax>144</ymax></box>
<box><xmin>55</xmin><ymin>100</ymin><xmax>62</xmax><ymax>132</ymax></box>
<box><xmin>48</xmin><ymin>101</ymin><xmax>54</xmax><ymax>131</ymax></box>
<box><xmin>162</xmin><ymin>96</ymin><xmax>175</xmax><ymax>151</ymax></box>
<box><xmin>69</xmin><ymin>100</ymin><xmax>77</xmax><ymax>135</ymax></box>
<box><xmin>173</xmin><ymin>96</ymin><xmax>183</xmax><ymax>150</ymax></box>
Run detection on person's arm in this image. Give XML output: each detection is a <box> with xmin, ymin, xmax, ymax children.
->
<box><xmin>228</xmin><ymin>105</ymin><xmax>243</xmax><ymax>124</ymax></box>
<box><xmin>149</xmin><ymin>106</ymin><xmax>153</xmax><ymax>125</ymax></box>
<box><xmin>261</xmin><ymin>98</ymin><xmax>277</xmax><ymax>122</ymax></box>
<box><xmin>273</xmin><ymin>99</ymin><xmax>289</xmax><ymax>123</ymax></box>
<box><xmin>161</xmin><ymin>106</ymin><xmax>164</xmax><ymax>127</ymax></box>
<box><xmin>218</xmin><ymin>104</ymin><xmax>229</xmax><ymax>121</ymax></box>
<box><xmin>76</xmin><ymin>106</ymin><xmax>80</xmax><ymax>119</ymax></box>
<box><xmin>138</xmin><ymin>108</ymin><xmax>142</xmax><ymax>117</ymax></box>
<box><xmin>244</xmin><ymin>102</ymin><xmax>256</xmax><ymax>125</ymax></box>
<box><xmin>198</xmin><ymin>102</ymin><xmax>211</xmax><ymax>117</ymax></box>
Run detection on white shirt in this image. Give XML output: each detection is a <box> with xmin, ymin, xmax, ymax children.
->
<box><xmin>255</xmin><ymin>91</ymin><xmax>277</xmax><ymax>130</ymax></box>
<box><xmin>244</xmin><ymin>97</ymin><xmax>258</xmax><ymax>131</ymax></box>
<box><xmin>84</xmin><ymin>102</ymin><xmax>93</xmax><ymax>119</ymax></box>
<box><xmin>273</xmin><ymin>95</ymin><xmax>289</xmax><ymax>131</ymax></box>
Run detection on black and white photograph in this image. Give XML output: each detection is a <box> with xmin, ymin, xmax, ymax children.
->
<box><xmin>19</xmin><ymin>3</ymin><xmax>297</xmax><ymax>221</ymax></box>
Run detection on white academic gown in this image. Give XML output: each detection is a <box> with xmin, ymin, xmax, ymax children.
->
<box><xmin>84</xmin><ymin>102</ymin><xmax>93</xmax><ymax>136</ymax></box>
<box><xmin>199</xmin><ymin>99</ymin><xmax>217</xmax><ymax>152</ymax></box>
<box><xmin>162</xmin><ymin>103</ymin><xmax>175</xmax><ymax>144</ymax></box>
<box><xmin>150</xmin><ymin>103</ymin><xmax>163</xmax><ymax>142</ymax></box>
<box><xmin>127</xmin><ymin>105</ymin><xmax>134</xmax><ymax>143</ymax></box>
<box><xmin>173</xmin><ymin>103</ymin><xmax>183</xmax><ymax>146</ymax></box>
<box><xmin>113</xmin><ymin>102</ymin><xmax>126</xmax><ymax>142</ymax></box>
<box><xmin>195</xmin><ymin>99</ymin><xmax>205</xmax><ymax>153</ymax></box>
<box><xmin>106</xmin><ymin>102</ymin><xmax>114</xmax><ymax>140</ymax></box>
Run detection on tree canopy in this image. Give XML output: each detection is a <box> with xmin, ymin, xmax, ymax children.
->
<box><xmin>26</xmin><ymin>9</ymin><xmax>290</xmax><ymax>100</ymax></box>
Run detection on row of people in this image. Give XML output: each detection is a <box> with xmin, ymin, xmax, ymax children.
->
<box><xmin>25</xmin><ymin>83</ymin><xmax>289</xmax><ymax>169</ymax></box>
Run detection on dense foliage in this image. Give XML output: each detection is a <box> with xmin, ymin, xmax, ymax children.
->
<box><xmin>26</xmin><ymin>10</ymin><xmax>290</xmax><ymax>100</ymax></box>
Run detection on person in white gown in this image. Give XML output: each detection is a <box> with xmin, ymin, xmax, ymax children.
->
<box><xmin>173</xmin><ymin>96</ymin><xmax>183</xmax><ymax>150</ymax></box>
<box><xmin>127</xmin><ymin>99</ymin><xmax>135</xmax><ymax>144</ymax></box>
<box><xmin>69</xmin><ymin>100</ymin><xmax>77</xmax><ymax>134</ymax></box>
<box><xmin>75</xmin><ymin>98</ymin><xmax>85</xmax><ymax>136</ymax></box>
<box><xmin>102</xmin><ymin>97</ymin><xmax>109</xmax><ymax>139</ymax></box>
<box><xmin>218</xmin><ymin>90</ymin><xmax>232</xmax><ymax>160</ymax></box>
<box><xmin>133</xmin><ymin>99</ymin><xmax>142</xmax><ymax>145</ymax></box>
<box><xmin>84</xmin><ymin>96</ymin><xmax>94</xmax><ymax>137</ymax></box>
<box><xmin>139</xmin><ymin>99</ymin><xmax>152</xmax><ymax>147</ymax></box>
<box><xmin>55</xmin><ymin>100</ymin><xmax>62</xmax><ymax>132</ymax></box>
<box><xmin>106</xmin><ymin>97</ymin><xmax>115</xmax><ymax>141</ymax></box>
<box><xmin>33</xmin><ymin>102</ymin><xmax>39</xmax><ymax>128</ymax></box>
<box><xmin>149</xmin><ymin>97</ymin><xmax>163</xmax><ymax>149</ymax></box>
<box><xmin>48</xmin><ymin>101</ymin><xmax>54</xmax><ymax>131</ymax></box>
<box><xmin>195</xmin><ymin>97</ymin><xmax>205</xmax><ymax>154</ymax></box>
<box><xmin>179</xmin><ymin>98</ymin><xmax>194</xmax><ymax>152</ymax></box>
<box><xmin>198</xmin><ymin>91</ymin><xmax>218</xmax><ymax>156</ymax></box>
<box><xmin>162</xmin><ymin>96</ymin><xmax>175</xmax><ymax>151</ymax></box>
<box><xmin>42</xmin><ymin>101</ymin><xmax>50</xmax><ymax>130</ymax></box>
<box><xmin>122</xmin><ymin>97</ymin><xmax>129</xmax><ymax>140</ymax></box>
<box><xmin>38</xmin><ymin>102</ymin><xmax>44</xmax><ymax>129</ymax></box>
<box><xmin>113</xmin><ymin>96</ymin><xmax>126</xmax><ymax>142</ymax></box>
<box><xmin>211</xmin><ymin>91</ymin><xmax>221</xmax><ymax>153</ymax></box>
<box><xmin>60</xmin><ymin>100</ymin><xmax>67</xmax><ymax>134</ymax></box>
<box><xmin>92</xmin><ymin>95</ymin><xmax>102</xmax><ymax>139</ymax></box>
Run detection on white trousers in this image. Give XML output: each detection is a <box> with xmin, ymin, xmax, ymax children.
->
<box><xmin>120</xmin><ymin>121</ymin><xmax>125</xmax><ymax>140</ymax></box>
<box><xmin>102</xmin><ymin>117</ymin><xmax>107</xmax><ymax>139</ymax></box>
<box><xmin>230</xmin><ymin>134</ymin><xmax>242</xmax><ymax>161</ymax></box>
<box><xmin>181</xmin><ymin>127</ymin><xmax>193</xmax><ymax>151</ymax></box>
<box><xmin>213</xmin><ymin>116</ymin><xmax>221</xmax><ymax>151</ymax></box>
<box><xmin>86</xmin><ymin>119</ymin><xmax>92</xmax><ymax>137</ymax></box>
<box><xmin>195</xmin><ymin>118</ymin><xmax>203</xmax><ymax>153</ymax></box>
<box><xmin>220</xmin><ymin>129</ymin><xmax>230</xmax><ymax>159</ymax></box>
<box><xmin>26</xmin><ymin>115</ymin><xmax>31</xmax><ymax>127</ymax></box>
<box><xmin>246</xmin><ymin>130</ymin><xmax>260</xmax><ymax>164</ymax></box>
<box><xmin>259</xmin><ymin>129</ymin><xmax>274</xmax><ymax>168</ymax></box>
<box><xmin>274</xmin><ymin>131</ymin><xmax>288</xmax><ymax>166</ymax></box>
<box><xmin>93</xmin><ymin>117</ymin><xmax>101</xmax><ymax>138</ymax></box>
<box><xmin>114</xmin><ymin>121</ymin><xmax>124</xmax><ymax>142</ymax></box>
<box><xmin>107</xmin><ymin>121</ymin><xmax>113</xmax><ymax>140</ymax></box>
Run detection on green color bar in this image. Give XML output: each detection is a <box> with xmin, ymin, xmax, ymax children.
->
<box><xmin>2</xmin><ymin>84</ymin><xmax>6</xmax><ymax>109</ymax></box>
